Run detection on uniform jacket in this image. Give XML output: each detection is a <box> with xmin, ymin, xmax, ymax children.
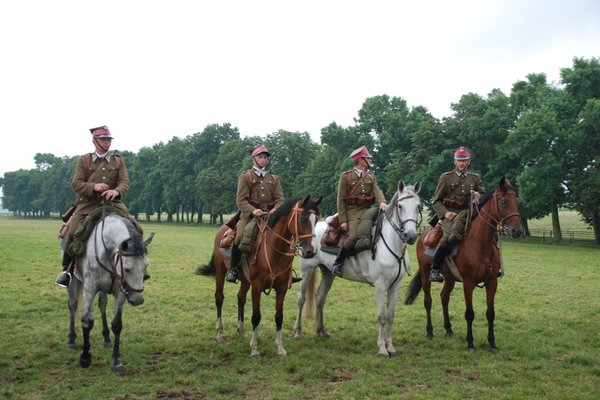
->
<box><xmin>236</xmin><ymin>169</ymin><xmax>285</xmax><ymax>221</ymax></box>
<box><xmin>431</xmin><ymin>170</ymin><xmax>484</xmax><ymax>219</ymax></box>
<box><xmin>71</xmin><ymin>153</ymin><xmax>130</xmax><ymax>217</ymax></box>
<box><xmin>336</xmin><ymin>170</ymin><xmax>385</xmax><ymax>224</ymax></box>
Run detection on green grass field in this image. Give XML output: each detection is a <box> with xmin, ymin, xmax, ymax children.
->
<box><xmin>0</xmin><ymin>217</ymin><xmax>599</xmax><ymax>399</ymax></box>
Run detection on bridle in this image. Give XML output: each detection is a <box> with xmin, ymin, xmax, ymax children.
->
<box><xmin>255</xmin><ymin>202</ymin><xmax>318</xmax><ymax>293</ymax></box>
<box><xmin>93</xmin><ymin>214</ymin><xmax>145</xmax><ymax>295</ymax></box>
<box><xmin>474</xmin><ymin>189</ymin><xmax>520</xmax><ymax>235</ymax></box>
<box><xmin>374</xmin><ymin>191</ymin><xmax>422</xmax><ymax>283</ymax></box>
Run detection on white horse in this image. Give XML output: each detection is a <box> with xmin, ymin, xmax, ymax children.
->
<box><xmin>65</xmin><ymin>212</ymin><xmax>154</xmax><ymax>372</ymax></box>
<box><xmin>294</xmin><ymin>180</ymin><xmax>421</xmax><ymax>356</ymax></box>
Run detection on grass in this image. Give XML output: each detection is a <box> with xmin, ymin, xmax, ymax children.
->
<box><xmin>0</xmin><ymin>216</ymin><xmax>599</xmax><ymax>399</ymax></box>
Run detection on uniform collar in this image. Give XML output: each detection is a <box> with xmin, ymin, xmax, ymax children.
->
<box><xmin>93</xmin><ymin>152</ymin><xmax>111</xmax><ymax>162</ymax></box>
<box><xmin>456</xmin><ymin>170</ymin><xmax>467</xmax><ymax>178</ymax></box>
<box><xmin>253</xmin><ymin>166</ymin><xmax>267</xmax><ymax>177</ymax></box>
<box><xmin>354</xmin><ymin>167</ymin><xmax>367</xmax><ymax>177</ymax></box>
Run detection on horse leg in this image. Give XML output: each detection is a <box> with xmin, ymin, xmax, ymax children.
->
<box><xmin>441</xmin><ymin>280</ymin><xmax>456</xmax><ymax>338</ymax></box>
<box><xmin>67</xmin><ymin>281</ymin><xmax>78</xmax><ymax>348</ymax></box>
<box><xmin>463</xmin><ymin>282</ymin><xmax>476</xmax><ymax>352</ymax></box>
<box><xmin>486</xmin><ymin>279</ymin><xmax>498</xmax><ymax>353</ymax></box>
<box><xmin>274</xmin><ymin>286</ymin><xmax>288</xmax><ymax>356</ymax></box>
<box><xmin>250</xmin><ymin>285</ymin><xmax>262</xmax><ymax>357</ymax></box>
<box><xmin>315</xmin><ymin>267</ymin><xmax>335</xmax><ymax>338</ymax></box>
<box><xmin>214</xmin><ymin>264</ymin><xmax>225</xmax><ymax>342</ymax></box>
<box><xmin>111</xmin><ymin>295</ymin><xmax>126</xmax><ymax>373</ymax></box>
<box><xmin>383</xmin><ymin>280</ymin><xmax>402</xmax><ymax>357</ymax></box>
<box><xmin>421</xmin><ymin>272</ymin><xmax>434</xmax><ymax>339</ymax></box>
<box><xmin>98</xmin><ymin>292</ymin><xmax>111</xmax><ymax>347</ymax></box>
<box><xmin>237</xmin><ymin>280</ymin><xmax>250</xmax><ymax>337</ymax></box>
<box><xmin>294</xmin><ymin>266</ymin><xmax>315</xmax><ymax>339</ymax></box>
<box><xmin>79</xmin><ymin>289</ymin><xmax>95</xmax><ymax>368</ymax></box>
<box><xmin>375</xmin><ymin>282</ymin><xmax>391</xmax><ymax>357</ymax></box>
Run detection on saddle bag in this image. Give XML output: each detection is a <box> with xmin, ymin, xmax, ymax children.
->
<box><xmin>220</xmin><ymin>228</ymin><xmax>236</xmax><ymax>249</ymax></box>
<box><xmin>322</xmin><ymin>214</ymin><xmax>342</xmax><ymax>247</ymax></box>
<box><xmin>423</xmin><ymin>223</ymin><xmax>443</xmax><ymax>248</ymax></box>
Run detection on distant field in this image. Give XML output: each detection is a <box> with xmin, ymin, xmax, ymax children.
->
<box><xmin>1</xmin><ymin>216</ymin><xmax>599</xmax><ymax>399</ymax></box>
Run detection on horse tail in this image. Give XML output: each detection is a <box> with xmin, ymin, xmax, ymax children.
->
<box><xmin>196</xmin><ymin>254</ymin><xmax>216</xmax><ymax>276</ymax></box>
<box><xmin>405</xmin><ymin>270</ymin><xmax>422</xmax><ymax>305</ymax></box>
<box><xmin>304</xmin><ymin>269</ymin><xmax>317</xmax><ymax>319</ymax></box>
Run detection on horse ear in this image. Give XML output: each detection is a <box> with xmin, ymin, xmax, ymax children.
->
<box><xmin>413</xmin><ymin>181</ymin><xmax>422</xmax><ymax>194</ymax></box>
<box><xmin>301</xmin><ymin>196</ymin><xmax>310</xmax><ymax>207</ymax></box>
<box><xmin>313</xmin><ymin>195</ymin><xmax>323</xmax><ymax>206</ymax></box>
<box><xmin>143</xmin><ymin>232</ymin><xmax>155</xmax><ymax>247</ymax></box>
<box><xmin>397</xmin><ymin>180</ymin><xmax>405</xmax><ymax>192</ymax></box>
<box><xmin>499</xmin><ymin>176</ymin><xmax>507</xmax><ymax>188</ymax></box>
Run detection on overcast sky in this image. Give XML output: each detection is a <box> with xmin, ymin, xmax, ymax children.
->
<box><xmin>1</xmin><ymin>0</ymin><xmax>599</xmax><ymax>179</ymax></box>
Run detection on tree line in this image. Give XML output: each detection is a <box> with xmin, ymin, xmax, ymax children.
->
<box><xmin>2</xmin><ymin>57</ymin><xmax>599</xmax><ymax>244</ymax></box>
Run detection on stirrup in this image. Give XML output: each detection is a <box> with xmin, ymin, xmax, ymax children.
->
<box><xmin>56</xmin><ymin>271</ymin><xmax>71</xmax><ymax>288</ymax></box>
<box><xmin>429</xmin><ymin>269</ymin><xmax>444</xmax><ymax>283</ymax></box>
<box><xmin>226</xmin><ymin>269</ymin><xmax>238</xmax><ymax>283</ymax></box>
<box><xmin>332</xmin><ymin>264</ymin><xmax>343</xmax><ymax>277</ymax></box>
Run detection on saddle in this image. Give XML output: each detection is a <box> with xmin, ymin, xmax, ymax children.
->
<box><xmin>68</xmin><ymin>206</ymin><xmax>127</xmax><ymax>257</ymax></box>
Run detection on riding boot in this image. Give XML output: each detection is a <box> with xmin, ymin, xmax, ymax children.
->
<box><xmin>429</xmin><ymin>243</ymin><xmax>448</xmax><ymax>283</ymax></box>
<box><xmin>332</xmin><ymin>247</ymin><xmax>350</xmax><ymax>277</ymax></box>
<box><xmin>56</xmin><ymin>253</ymin><xmax>73</xmax><ymax>288</ymax></box>
<box><xmin>226</xmin><ymin>244</ymin><xmax>242</xmax><ymax>283</ymax></box>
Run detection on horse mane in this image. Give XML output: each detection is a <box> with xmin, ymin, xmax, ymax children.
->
<box><xmin>107</xmin><ymin>213</ymin><xmax>145</xmax><ymax>256</ymax></box>
<box><xmin>267</xmin><ymin>197</ymin><xmax>303</xmax><ymax>228</ymax></box>
<box><xmin>385</xmin><ymin>191</ymin><xmax>400</xmax><ymax>220</ymax></box>
<box><xmin>473</xmin><ymin>179</ymin><xmax>516</xmax><ymax>219</ymax></box>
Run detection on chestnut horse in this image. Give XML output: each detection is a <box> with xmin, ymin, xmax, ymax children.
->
<box><xmin>405</xmin><ymin>177</ymin><xmax>522</xmax><ymax>352</ymax></box>
<box><xmin>199</xmin><ymin>196</ymin><xmax>321</xmax><ymax>356</ymax></box>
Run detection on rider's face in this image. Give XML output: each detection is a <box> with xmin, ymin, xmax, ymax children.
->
<box><xmin>253</xmin><ymin>153</ymin><xmax>269</xmax><ymax>168</ymax></box>
<box><xmin>454</xmin><ymin>159</ymin><xmax>469</xmax><ymax>172</ymax></box>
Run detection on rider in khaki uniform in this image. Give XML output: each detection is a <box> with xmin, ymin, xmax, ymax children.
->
<box><xmin>226</xmin><ymin>145</ymin><xmax>285</xmax><ymax>283</ymax></box>
<box><xmin>429</xmin><ymin>146</ymin><xmax>484</xmax><ymax>282</ymax></box>
<box><xmin>56</xmin><ymin>125</ymin><xmax>141</xmax><ymax>287</ymax></box>
<box><xmin>331</xmin><ymin>146</ymin><xmax>387</xmax><ymax>277</ymax></box>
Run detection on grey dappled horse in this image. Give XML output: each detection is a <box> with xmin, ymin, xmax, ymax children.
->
<box><xmin>65</xmin><ymin>213</ymin><xmax>154</xmax><ymax>372</ymax></box>
<box><xmin>295</xmin><ymin>181</ymin><xmax>421</xmax><ymax>356</ymax></box>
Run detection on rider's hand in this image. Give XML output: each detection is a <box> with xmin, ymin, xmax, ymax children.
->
<box><xmin>444</xmin><ymin>211</ymin><xmax>457</xmax><ymax>221</ymax></box>
<box><xmin>93</xmin><ymin>183</ymin><xmax>109</xmax><ymax>193</ymax></box>
<box><xmin>340</xmin><ymin>222</ymin><xmax>349</xmax><ymax>231</ymax></box>
<box><xmin>252</xmin><ymin>208</ymin><xmax>264</xmax><ymax>217</ymax></box>
<box><xmin>379</xmin><ymin>202</ymin><xmax>387</xmax><ymax>211</ymax></box>
<box><xmin>101</xmin><ymin>189</ymin><xmax>120</xmax><ymax>201</ymax></box>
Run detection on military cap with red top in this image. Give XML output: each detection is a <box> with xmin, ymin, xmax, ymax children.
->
<box><xmin>251</xmin><ymin>145</ymin><xmax>271</xmax><ymax>157</ymax></box>
<box><xmin>349</xmin><ymin>145</ymin><xmax>373</xmax><ymax>161</ymax></box>
<box><xmin>453</xmin><ymin>146</ymin><xmax>471</xmax><ymax>160</ymax></box>
<box><xmin>90</xmin><ymin>125</ymin><xmax>113</xmax><ymax>139</ymax></box>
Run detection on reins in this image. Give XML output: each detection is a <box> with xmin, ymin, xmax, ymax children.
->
<box><xmin>372</xmin><ymin>192</ymin><xmax>421</xmax><ymax>286</ymax></box>
<box><xmin>93</xmin><ymin>206</ymin><xmax>144</xmax><ymax>295</ymax></box>
<box><xmin>254</xmin><ymin>203</ymin><xmax>317</xmax><ymax>294</ymax></box>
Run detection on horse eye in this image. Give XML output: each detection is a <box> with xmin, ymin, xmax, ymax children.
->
<box><xmin>501</xmin><ymin>199</ymin><xmax>509</xmax><ymax>207</ymax></box>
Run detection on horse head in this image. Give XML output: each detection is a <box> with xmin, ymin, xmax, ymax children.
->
<box><xmin>495</xmin><ymin>177</ymin><xmax>523</xmax><ymax>239</ymax></box>
<box><xmin>387</xmin><ymin>180</ymin><xmax>422</xmax><ymax>245</ymax></box>
<box><xmin>297</xmin><ymin>195</ymin><xmax>321</xmax><ymax>258</ymax></box>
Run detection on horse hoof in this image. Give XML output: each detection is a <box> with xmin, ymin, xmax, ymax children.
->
<box><xmin>251</xmin><ymin>351</ymin><xmax>260</xmax><ymax>357</ymax></box>
<box><xmin>80</xmin><ymin>355</ymin><xmax>92</xmax><ymax>368</ymax></box>
<box><xmin>425</xmin><ymin>334</ymin><xmax>434</xmax><ymax>340</ymax></box>
<box><xmin>112</xmin><ymin>364</ymin><xmax>124</xmax><ymax>374</ymax></box>
<box><xmin>388</xmin><ymin>351</ymin><xmax>398</xmax><ymax>358</ymax></box>
<box><xmin>103</xmin><ymin>340</ymin><xmax>112</xmax><ymax>348</ymax></box>
<box><xmin>490</xmin><ymin>347</ymin><xmax>499</xmax><ymax>354</ymax></box>
<box><xmin>467</xmin><ymin>347</ymin><xmax>476</xmax><ymax>353</ymax></box>
<box><xmin>67</xmin><ymin>342</ymin><xmax>76</xmax><ymax>349</ymax></box>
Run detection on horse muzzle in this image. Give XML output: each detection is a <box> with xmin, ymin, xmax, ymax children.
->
<box><xmin>299</xmin><ymin>243</ymin><xmax>316</xmax><ymax>258</ymax></box>
<box><xmin>126</xmin><ymin>293</ymin><xmax>145</xmax><ymax>306</ymax></box>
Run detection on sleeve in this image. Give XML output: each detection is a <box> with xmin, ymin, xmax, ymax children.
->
<box><xmin>236</xmin><ymin>173</ymin><xmax>255</xmax><ymax>215</ymax></box>
<box><xmin>336</xmin><ymin>173</ymin><xmax>349</xmax><ymax>224</ymax></box>
<box><xmin>474</xmin><ymin>174</ymin><xmax>485</xmax><ymax>194</ymax></box>
<box><xmin>431</xmin><ymin>174</ymin><xmax>448</xmax><ymax>219</ymax></box>
<box><xmin>114</xmin><ymin>156</ymin><xmax>130</xmax><ymax>197</ymax></box>
<box><xmin>371</xmin><ymin>174</ymin><xmax>386</xmax><ymax>203</ymax></box>
<box><xmin>71</xmin><ymin>155</ymin><xmax>95</xmax><ymax>196</ymax></box>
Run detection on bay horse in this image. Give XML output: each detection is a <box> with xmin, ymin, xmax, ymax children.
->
<box><xmin>405</xmin><ymin>176</ymin><xmax>522</xmax><ymax>352</ymax></box>
<box><xmin>199</xmin><ymin>196</ymin><xmax>321</xmax><ymax>356</ymax></box>
<box><xmin>294</xmin><ymin>181</ymin><xmax>422</xmax><ymax>357</ymax></box>
<box><xmin>65</xmin><ymin>212</ymin><xmax>154</xmax><ymax>372</ymax></box>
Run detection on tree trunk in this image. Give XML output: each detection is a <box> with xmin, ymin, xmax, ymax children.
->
<box><xmin>551</xmin><ymin>203</ymin><xmax>563</xmax><ymax>241</ymax></box>
<box><xmin>594</xmin><ymin>214</ymin><xmax>600</xmax><ymax>245</ymax></box>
